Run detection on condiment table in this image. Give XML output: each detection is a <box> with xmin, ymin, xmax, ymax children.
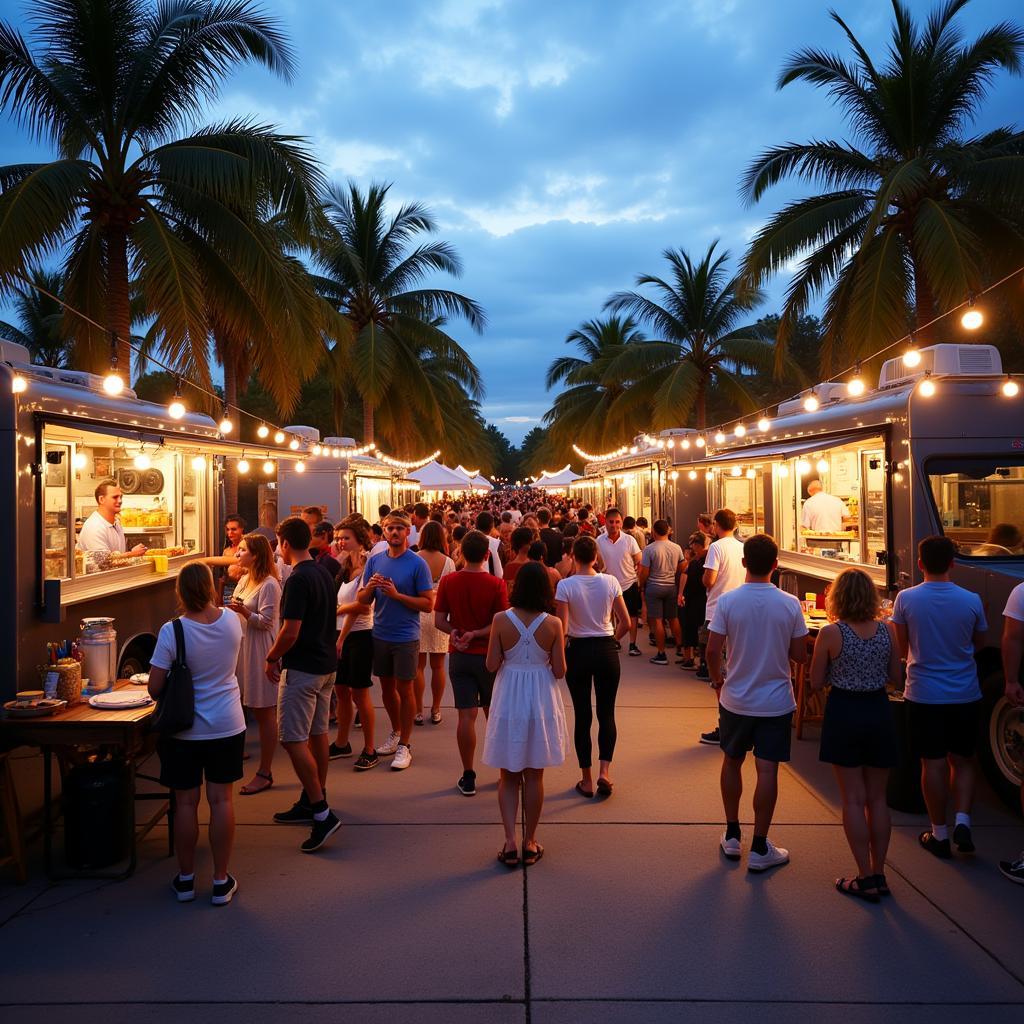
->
<box><xmin>0</xmin><ymin>680</ymin><xmax>172</xmax><ymax>880</ymax></box>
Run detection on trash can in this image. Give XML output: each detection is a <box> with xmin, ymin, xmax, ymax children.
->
<box><xmin>63</xmin><ymin>758</ymin><xmax>132</xmax><ymax>869</ymax></box>
<box><xmin>886</xmin><ymin>691</ymin><xmax>926</xmax><ymax>814</ymax></box>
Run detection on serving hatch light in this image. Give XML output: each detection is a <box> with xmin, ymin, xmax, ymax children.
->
<box><xmin>778</xmin><ymin>464</ymin><xmax>790</xmax><ymax>478</ymax></box>
<box><xmin>816</xmin><ymin>459</ymin><xmax>829</xmax><ymax>474</ymax></box>
<box><xmin>191</xmin><ymin>456</ymin><xmax>206</xmax><ymax>471</ymax></box>
<box><xmin>133</xmin><ymin>452</ymin><xmax>151</xmax><ymax>470</ymax></box>
<box><xmin>237</xmin><ymin>458</ymin><xmax>250</xmax><ymax>474</ymax></box>
<box><xmin>746</xmin><ymin>468</ymin><xmax>756</xmax><ymax>479</ymax></box>
<box><xmin>796</xmin><ymin>459</ymin><xmax>811</xmax><ymax>476</ymax></box>
<box><xmin>72</xmin><ymin>452</ymin><xmax>87</xmax><ymax>470</ymax></box>
<box><xmin>262</xmin><ymin>459</ymin><xmax>274</xmax><ymax>475</ymax></box>
<box><xmin>295</xmin><ymin>461</ymin><xmax>306</xmax><ymax>474</ymax></box>
<box><xmin>730</xmin><ymin>466</ymin><xmax>742</xmax><ymax>477</ymax></box>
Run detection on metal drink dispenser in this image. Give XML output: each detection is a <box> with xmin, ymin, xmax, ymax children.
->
<box><xmin>79</xmin><ymin>617</ymin><xmax>117</xmax><ymax>693</ymax></box>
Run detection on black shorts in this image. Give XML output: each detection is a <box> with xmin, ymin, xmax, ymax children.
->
<box><xmin>449</xmin><ymin>652</ymin><xmax>496</xmax><ymax>709</ymax></box>
<box><xmin>337</xmin><ymin>629</ymin><xmax>374</xmax><ymax>689</ymax></box>
<box><xmin>907</xmin><ymin>699</ymin><xmax>982</xmax><ymax>760</ymax></box>
<box><xmin>621</xmin><ymin>583</ymin><xmax>642</xmax><ymax>618</ymax></box>
<box><xmin>719</xmin><ymin>706</ymin><xmax>792</xmax><ymax>763</ymax></box>
<box><xmin>819</xmin><ymin>688</ymin><xmax>899</xmax><ymax>769</ymax></box>
<box><xmin>158</xmin><ymin>731</ymin><xmax>246</xmax><ymax>791</ymax></box>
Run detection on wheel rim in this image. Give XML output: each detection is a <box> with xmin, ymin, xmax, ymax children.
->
<box><xmin>989</xmin><ymin>696</ymin><xmax>1024</xmax><ymax>787</ymax></box>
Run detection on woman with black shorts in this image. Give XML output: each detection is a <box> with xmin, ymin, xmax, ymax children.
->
<box><xmin>332</xmin><ymin>516</ymin><xmax>378</xmax><ymax>770</ymax></box>
<box><xmin>148</xmin><ymin>563</ymin><xmax>245</xmax><ymax>905</ymax></box>
<box><xmin>810</xmin><ymin>568</ymin><xmax>902</xmax><ymax>903</ymax></box>
<box><xmin>677</xmin><ymin>531</ymin><xmax>708</xmax><ymax>670</ymax></box>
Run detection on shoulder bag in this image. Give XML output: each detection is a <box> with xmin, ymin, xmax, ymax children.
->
<box><xmin>150</xmin><ymin>618</ymin><xmax>195</xmax><ymax>735</ymax></box>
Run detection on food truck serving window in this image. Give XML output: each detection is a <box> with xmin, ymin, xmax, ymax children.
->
<box><xmin>43</xmin><ymin>425</ymin><xmax>207</xmax><ymax>581</ymax></box>
<box><xmin>775</xmin><ymin>434</ymin><xmax>887</xmax><ymax>567</ymax></box>
<box><xmin>927</xmin><ymin>458</ymin><xmax>1024</xmax><ymax>558</ymax></box>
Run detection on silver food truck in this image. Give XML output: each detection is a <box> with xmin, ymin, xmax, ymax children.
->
<box><xmin>583</xmin><ymin>343</ymin><xmax>1024</xmax><ymax>808</ymax></box>
<box><xmin>0</xmin><ymin>339</ymin><xmax>305</xmax><ymax>701</ymax></box>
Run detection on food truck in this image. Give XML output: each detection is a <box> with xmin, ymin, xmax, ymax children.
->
<box><xmin>0</xmin><ymin>340</ymin><xmax>299</xmax><ymax>701</ymax></box>
<box><xmin>659</xmin><ymin>343</ymin><xmax>1023</xmax><ymax>806</ymax></box>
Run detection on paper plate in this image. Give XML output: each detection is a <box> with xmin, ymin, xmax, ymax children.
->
<box><xmin>88</xmin><ymin>690</ymin><xmax>154</xmax><ymax>709</ymax></box>
<box><xmin>4</xmin><ymin>699</ymin><xmax>66</xmax><ymax>718</ymax></box>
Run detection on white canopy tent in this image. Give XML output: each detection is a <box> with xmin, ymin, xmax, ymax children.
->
<box><xmin>408</xmin><ymin>460</ymin><xmax>471</xmax><ymax>492</ymax></box>
<box><xmin>452</xmin><ymin>465</ymin><xmax>494</xmax><ymax>491</ymax></box>
<box><xmin>535</xmin><ymin>466</ymin><xmax>582</xmax><ymax>490</ymax></box>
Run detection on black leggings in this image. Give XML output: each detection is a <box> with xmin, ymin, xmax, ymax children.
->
<box><xmin>565</xmin><ymin>636</ymin><xmax>621</xmax><ymax>768</ymax></box>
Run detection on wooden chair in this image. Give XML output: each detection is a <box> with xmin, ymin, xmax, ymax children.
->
<box><xmin>0</xmin><ymin>751</ymin><xmax>28</xmax><ymax>884</ymax></box>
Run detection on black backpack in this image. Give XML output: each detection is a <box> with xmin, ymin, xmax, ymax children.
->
<box><xmin>150</xmin><ymin>618</ymin><xmax>195</xmax><ymax>735</ymax></box>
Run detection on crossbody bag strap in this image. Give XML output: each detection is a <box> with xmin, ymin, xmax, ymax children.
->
<box><xmin>172</xmin><ymin>617</ymin><xmax>187</xmax><ymax>669</ymax></box>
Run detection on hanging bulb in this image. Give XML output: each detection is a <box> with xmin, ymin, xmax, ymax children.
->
<box><xmin>714</xmin><ymin>431</ymin><xmax>726</xmax><ymax>444</ymax></box>
<box><xmin>191</xmin><ymin>456</ymin><xmax>206</xmax><ymax>471</ymax></box>
<box><xmin>1002</xmin><ymin>376</ymin><xmax>1019</xmax><ymax>398</ymax></box>
<box><xmin>312</xmin><ymin>444</ymin><xmax>323</xmax><ymax>456</ymax></box>
<box><xmin>669</xmin><ymin>470</ymin><xmax>679</xmax><ymax>480</ymax></box>
<box><xmin>734</xmin><ymin>424</ymin><xmax>747</xmax><ymax>438</ymax></box>
<box><xmin>72</xmin><ymin>452</ymin><xmax>87</xmax><ymax>470</ymax></box>
<box><xmin>218</xmin><ymin>407</ymin><xmax>233</xmax><ymax>434</ymax></box>
<box><xmin>257</xmin><ymin>423</ymin><xmax>269</xmax><ymax>439</ymax></box>
<box><xmin>695</xmin><ymin>436</ymin><xmax>706</xmax><ymax>448</ymax></box>
<box><xmin>667</xmin><ymin>439</ymin><xmax>675</xmax><ymax>449</ymax></box>
<box><xmin>273</xmin><ymin>430</ymin><xmax>285</xmax><ymax>445</ymax></box>
<box><xmin>237</xmin><ymin>458</ymin><xmax>250</xmax><ymax>474</ymax></box>
<box><xmin>919</xmin><ymin>372</ymin><xmax>936</xmax><ymax>398</ymax></box>
<box><xmin>332</xmin><ymin>447</ymin><xmax>341</xmax><ymax>458</ymax></box>
<box><xmin>757</xmin><ymin>417</ymin><xmax>770</xmax><ymax>432</ymax></box>
<box><xmin>134</xmin><ymin>451</ymin><xmax>151</xmax><ymax>470</ymax></box>
<box><xmin>705</xmin><ymin>470</ymin><xmax>714</xmax><ymax>480</ymax></box>
<box><xmin>746</xmin><ymin>468</ymin><xmax>756</xmax><ymax>479</ymax></box>
<box><xmin>288</xmin><ymin>437</ymin><xmax>300</xmax><ymax>451</ymax></box>
<box><xmin>167</xmin><ymin>378</ymin><xmax>186</xmax><ymax>420</ymax></box>
<box><xmin>903</xmin><ymin>344</ymin><xmax>921</xmax><ymax>368</ymax></box>
<box><xmin>796</xmin><ymin>459</ymin><xmax>811</xmax><ymax>475</ymax></box>
<box><xmin>688</xmin><ymin>470</ymin><xmax>698</xmax><ymax>480</ymax></box>
<box><xmin>961</xmin><ymin>295</ymin><xmax>983</xmax><ymax>331</ymax></box>
<box><xmin>847</xmin><ymin>362</ymin><xmax>866</xmax><ymax>397</ymax></box>
<box><xmin>778</xmin><ymin>464</ymin><xmax>790</xmax><ymax>478</ymax></box>
<box><xmin>262</xmin><ymin>459</ymin><xmax>274</xmax><ymax>475</ymax></box>
<box><xmin>803</xmin><ymin>390</ymin><xmax>819</xmax><ymax>412</ymax></box>
<box><xmin>11</xmin><ymin>373</ymin><xmax>27</xmax><ymax>394</ymax></box>
<box><xmin>816</xmin><ymin>458</ymin><xmax>829</xmax><ymax>474</ymax></box>
<box><xmin>730</xmin><ymin>466</ymin><xmax>743</xmax><ymax>477</ymax></box>
<box><xmin>295</xmin><ymin>461</ymin><xmax>306</xmax><ymax>474</ymax></box>
<box><xmin>681</xmin><ymin>437</ymin><xmax>691</xmax><ymax>449</ymax></box>
<box><xmin>103</xmin><ymin>371</ymin><xmax>124</xmax><ymax>396</ymax></box>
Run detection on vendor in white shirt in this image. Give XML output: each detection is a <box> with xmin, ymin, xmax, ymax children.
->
<box><xmin>801</xmin><ymin>480</ymin><xmax>848</xmax><ymax>534</ymax></box>
<box><xmin>77</xmin><ymin>479</ymin><xmax>146</xmax><ymax>555</ymax></box>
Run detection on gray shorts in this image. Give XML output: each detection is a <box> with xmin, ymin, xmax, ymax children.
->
<box><xmin>278</xmin><ymin>668</ymin><xmax>336</xmax><ymax>743</ymax></box>
<box><xmin>645</xmin><ymin>582</ymin><xmax>677</xmax><ymax>621</ymax></box>
<box><xmin>449</xmin><ymin>652</ymin><xmax>496</xmax><ymax>710</ymax></box>
<box><xmin>372</xmin><ymin>637</ymin><xmax>419</xmax><ymax>680</ymax></box>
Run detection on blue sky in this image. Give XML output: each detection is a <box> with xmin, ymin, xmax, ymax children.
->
<box><xmin>0</xmin><ymin>0</ymin><xmax>1021</xmax><ymax>445</ymax></box>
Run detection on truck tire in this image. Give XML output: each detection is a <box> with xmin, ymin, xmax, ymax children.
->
<box><xmin>978</xmin><ymin>670</ymin><xmax>1024</xmax><ymax>815</ymax></box>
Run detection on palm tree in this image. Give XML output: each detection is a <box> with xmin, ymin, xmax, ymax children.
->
<box><xmin>604</xmin><ymin>243</ymin><xmax>783</xmax><ymax>428</ymax></box>
<box><xmin>541</xmin><ymin>315</ymin><xmax>660</xmax><ymax>455</ymax></box>
<box><xmin>0</xmin><ymin>0</ymin><xmax>323</xmax><ymax>384</ymax></box>
<box><xmin>312</xmin><ymin>181</ymin><xmax>486</xmax><ymax>444</ymax></box>
<box><xmin>741</xmin><ymin>0</ymin><xmax>1024</xmax><ymax>369</ymax></box>
<box><xmin>0</xmin><ymin>267</ymin><xmax>70</xmax><ymax>366</ymax></box>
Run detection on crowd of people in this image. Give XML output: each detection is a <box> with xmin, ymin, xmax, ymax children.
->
<box><xmin>146</xmin><ymin>493</ymin><xmax>1024</xmax><ymax>907</ymax></box>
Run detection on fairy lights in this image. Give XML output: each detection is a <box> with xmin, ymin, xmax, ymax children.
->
<box><xmin>375</xmin><ymin>449</ymin><xmax>442</xmax><ymax>470</ymax></box>
<box><xmin>572</xmin><ymin>444</ymin><xmax>630</xmax><ymax>463</ymax></box>
<box><xmin>1002</xmin><ymin>376</ymin><xmax>1019</xmax><ymax>398</ymax></box>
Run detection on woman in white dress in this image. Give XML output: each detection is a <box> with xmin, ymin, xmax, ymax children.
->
<box><xmin>484</xmin><ymin>561</ymin><xmax>568</xmax><ymax>868</ymax></box>
<box><xmin>225</xmin><ymin>533</ymin><xmax>281</xmax><ymax>795</ymax></box>
<box><xmin>415</xmin><ymin>521</ymin><xmax>455</xmax><ymax>725</ymax></box>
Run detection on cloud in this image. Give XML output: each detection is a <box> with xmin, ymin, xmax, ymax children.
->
<box><xmin>503</xmin><ymin>416</ymin><xmax>535</xmax><ymax>423</ymax></box>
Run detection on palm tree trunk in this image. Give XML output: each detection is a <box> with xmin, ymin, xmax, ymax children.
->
<box><xmin>695</xmin><ymin>380</ymin><xmax>707</xmax><ymax>429</ymax></box>
<box><xmin>104</xmin><ymin>227</ymin><xmax>133</xmax><ymax>382</ymax></box>
<box><xmin>222</xmin><ymin>347</ymin><xmax>240</xmax><ymax>515</ymax></box>
<box><xmin>910</xmin><ymin>249</ymin><xmax>938</xmax><ymax>342</ymax></box>
<box><xmin>362</xmin><ymin>399</ymin><xmax>374</xmax><ymax>445</ymax></box>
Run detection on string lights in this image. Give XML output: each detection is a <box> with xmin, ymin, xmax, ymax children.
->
<box><xmin>572</xmin><ymin>444</ymin><xmax>630</xmax><ymax>462</ymax></box>
<box><xmin>374</xmin><ymin>449</ymin><xmax>442</xmax><ymax>470</ymax></box>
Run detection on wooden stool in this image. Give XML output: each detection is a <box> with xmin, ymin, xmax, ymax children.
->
<box><xmin>0</xmin><ymin>752</ymin><xmax>28</xmax><ymax>883</ymax></box>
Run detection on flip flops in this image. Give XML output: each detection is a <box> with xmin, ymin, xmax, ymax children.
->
<box><xmin>239</xmin><ymin>770</ymin><xmax>273</xmax><ymax>796</ymax></box>
<box><xmin>575</xmin><ymin>781</ymin><xmax>594</xmax><ymax>799</ymax></box>
<box><xmin>596</xmin><ymin>778</ymin><xmax>614</xmax><ymax>797</ymax></box>
<box><xmin>835</xmin><ymin>876</ymin><xmax>880</xmax><ymax>903</ymax></box>
<box><xmin>523</xmin><ymin>844</ymin><xmax>544</xmax><ymax>867</ymax></box>
<box><xmin>497</xmin><ymin>847</ymin><xmax>519</xmax><ymax>868</ymax></box>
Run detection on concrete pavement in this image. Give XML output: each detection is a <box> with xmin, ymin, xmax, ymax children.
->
<box><xmin>1</xmin><ymin>646</ymin><xmax>1022</xmax><ymax>1023</ymax></box>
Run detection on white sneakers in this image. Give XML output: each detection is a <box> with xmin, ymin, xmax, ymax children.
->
<box><xmin>747</xmin><ymin>840</ymin><xmax>789</xmax><ymax>872</ymax></box>
<box><xmin>391</xmin><ymin>743</ymin><xmax>412</xmax><ymax>771</ymax></box>
<box><xmin>720</xmin><ymin>835</ymin><xmax>789</xmax><ymax>871</ymax></box>
<box><xmin>377</xmin><ymin>730</ymin><xmax>401</xmax><ymax>755</ymax></box>
<box><xmin>720</xmin><ymin>833</ymin><xmax>741</xmax><ymax>859</ymax></box>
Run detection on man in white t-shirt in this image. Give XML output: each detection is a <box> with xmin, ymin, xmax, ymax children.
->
<box><xmin>77</xmin><ymin>479</ymin><xmax>147</xmax><ymax>557</ymax></box>
<box><xmin>596</xmin><ymin>508</ymin><xmax>643</xmax><ymax>656</ymax></box>
<box><xmin>999</xmin><ymin>581</ymin><xmax>1024</xmax><ymax>886</ymax></box>
<box><xmin>801</xmin><ymin>480</ymin><xmax>847</xmax><ymax>533</ymax></box>
<box><xmin>408</xmin><ymin>502</ymin><xmax>429</xmax><ymax>549</ymax></box>
<box><xmin>474</xmin><ymin>510</ymin><xmax>504</xmax><ymax>579</ymax></box>
<box><xmin>706</xmin><ymin>533</ymin><xmax>808</xmax><ymax>873</ymax></box>
<box><xmin>697</xmin><ymin>508</ymin><xmax>746</xmax><ymax>742</ymax></box>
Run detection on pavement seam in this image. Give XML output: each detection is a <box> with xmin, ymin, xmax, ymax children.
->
<box><xmin>521</xmin><ymin>783</ymin><xmax>533</xmax><ymax>1024</ymax></box>
<box><xmin>3</xmin><ymin>998</ymin><xmax>1022</xmax><ymax>1007</ymax></box>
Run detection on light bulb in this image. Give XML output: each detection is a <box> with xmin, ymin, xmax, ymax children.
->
<box><xmin>237</xmin><ymin>459</ymin><xmax>250</xmax><ymax>474</ymax></box>
<box><xmin>72</xmin><ymin>452</ymin><xmax>87</xmax><ymax>470</ymax></box>
<box><xmin>657</xmin><ymin>440</ymin><xmax>666</xmax><ymax>449</ymax></box>
<box><xmin>312</xmin><ymin>444</ymin><xmax>322</xmax><ymax>456</ymax></box>
<box><xmin>730</xmin><ymin>466</ymin><xmax>742</xmax><ymax>477</ymax></box>
<box><xmin>746</xmin><ymin>468</ymin><xmax>756</xmax><ymax>479</ymax></box>
<box><xmin>288</xmin><ymin>437</ymin><xmax>299</xmax><ymax>450</ymax></box>
<box><xmin>961</xmin><ymin>308</ymin><xmax>983</xmax><ymax>330</ymax></box>
<box><xmin>681</xmin><ymin>438</ymin><xmax>690</xmax><ymax>450</ymax></box>
<box><xmin>11</xmin><ymin>374</ymin><xmax>26</xmax><ymax>394</ymax></box>
<box><xmin>816</xmin><ymin>459</ymin><xmax>829</xmax><ymax>474</ymax></box>
<box><xmin>192</xmin><ymin>456</ymin><xmax>206</xmax><ymax>471</ymax></box>
<box><xmin>295</xmin><ymin>461</ymin><xmax>306</xmax><ymax>474</ymax></box>
<box><xmin>757</xmin><ymin>417</ymin><xmax>770</xmax><ymax>432</ymax></box>
<box><xmin>332</xmin><ymin>447</ymin><xmax>340</xmax><ymax>458</ymax></box>
<box><xmin>629</xmin><ymin>446</ymin><xmax>638</xmax><ymax>455</ymax></box>
<box><xmin>688</xmin><ymin>470</ymin><xmax>698</xmax><ymax>480</ymax></box>
<box><xmin>263</xmin><ymin>460</ymin><xmax>274</xmax><ymax>475</ymax></box>
<box><xmin>734</xmin><ymin>424</ymin><xmax>747</xmax><ymax>437</ymax></box>
<box><xmin>168</xmin><ymin>398</ymin><xmax>186</xmax><ymax>420</ymax></box>
<box><xmin>257</xmin><ymin>423</ymin><xmax>269</xmax><ymax>439</ymax></box>
<box><xmin>133</xmin><ymin>453</ymin><xmax>151</xmax><ymax>470</ymax></box>
<box><xmin>669</xmin><ymin>470</ymin><xmax>679</xmax><ymax>480</ymax></box>
<box><xmin>903</xmin><ymin>348</ymin><xmax>921</xmax><ymax>368</ymax></box>
<box><xmin>1002</xmin><ymin>377</ymin><xmax>1019</xmax><ymax>398</ymax></box>
<box><xmin>847</xmin><ymin>376</ymin><xmax>866</xmax><ymax>397</ymax></box>
<box><xmin>705</xmin><ymin>471</ymin><xmax>714</xmax><ymax>480</ymax></box>
<box><xmin>796</xmin><ymin>459</ymin><xmax>811</xmax><ymax>475</ymax></box>
<box><xmin>803</xmin><ymin>393</ymin><xmax>819</xmax><ymax>412</ymax></box>
<box><xmin>103</xmin><ymin>372</ymin><xmax>124</xmax><ymax>396</ymax></box>
<box><xmin>695</xmin><ymin>436</ymin><xmax>706</xmax><ymax>448</ymax></box>
<box><xmin>714</xmin><ymin>431</ymin><xmax>726</xmax><ymax>444</ymax></box>
<box><xmin>778</xmin><ymin>464</ymin><xmax>789</xmax><ymax>478</ymax></box>
<box><xmin>219</xmin><ymin>416</ymin><xmax>233</xmax><ymax>434</ymax></box>
<box><xmin>667</xmin><ymin>439</ymin><xmax>675</xmax><ymax>449</ymax></box>
<box><xmin>919</xmin><ymin>375</ymin><xmax>936</xmax><ymax>398</ymax></box>
<box><xmin>273</xmin><ymin>431</ymin><xmax>285</xmax><ymax>444</ymax></box>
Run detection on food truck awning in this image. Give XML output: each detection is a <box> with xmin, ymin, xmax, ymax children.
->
<box><xmin>699</xmin><ymin>433</ymin><xmax>874</xmax><ymax>465</ymax></box>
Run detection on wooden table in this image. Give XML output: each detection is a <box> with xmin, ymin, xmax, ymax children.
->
<box><xmin>0</xmin><ymin>681</ymin><xmax>172</xmax><ymax>880</ymax></box>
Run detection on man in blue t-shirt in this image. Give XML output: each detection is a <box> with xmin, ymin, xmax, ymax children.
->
<box><xmin>357</xmin><ymin>512</ymin><xmax>434</xmax><ymax>771</ymax></box>
<box><xmin>892</xmin><ymin>535</ymin><xmax>988</xmax><ymax>860</ymax></box>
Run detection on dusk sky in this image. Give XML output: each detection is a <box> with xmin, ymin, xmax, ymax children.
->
<box><xmin>0</xmin><ymin>0</ymin><xmax>1020</xmax><ymax>446</ymax></box>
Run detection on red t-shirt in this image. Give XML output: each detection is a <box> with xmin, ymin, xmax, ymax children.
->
<box><xmin>435</xmin><ymin>569</ymin><xmax>510</xmax><ymax>655</ymax></box>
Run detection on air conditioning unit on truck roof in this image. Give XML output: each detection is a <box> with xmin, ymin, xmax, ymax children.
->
<box><xmin>879</xmin><ymin>343</ymin><xmax>1002</xmax><ymax>389</ymax></box>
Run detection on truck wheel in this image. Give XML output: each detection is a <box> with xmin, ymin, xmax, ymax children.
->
<box><xmin>978</xmin><ymin>671</ymin><xmax>1024</xmax><ymax>815</ymax></box>
<box><xmin>118</xmin><ymin>635</ymin><xmax>156</xmax><ymax>679</ymax></box>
